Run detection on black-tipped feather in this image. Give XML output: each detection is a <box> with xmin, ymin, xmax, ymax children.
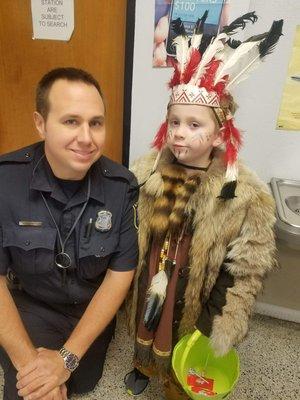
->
<box><xmin>245</xmin><ymin>32</ymin><xmax>269</xmax><ymax>43</ymax></box>
<box><xmin>259</xmin><ymin>19</ymin><xmax>283</xmax><ymax>58</ymax></box>
<box><xmin>221</xmin><ymin>11</ymin><xmax>258</xmax><ymax>35</ymax></box>
<box><xmin>227</xmin><ymin>32</ymin><xmax>269</xmax><ymax>50</ymax></box>
<box><xmin>217</xmin><ymin>181</ymin><xmax>237</xmax><ymax>200</ymax></box>
<box><xmin>172</xmin><ymin>18</ymin><xmax>187</xmax><ymax>36</ymax></box>
<box><xmin>198</xmin><ymin>34</ymin><xmax>213</xmax><ymax>54</ymax></box>
<box><xmin>227</xmin><ymin>38</ymin><xmax>242</xmax><ymax>49</ymax></box>
<box><xmin>194</xmin><ymin>10</ymin><xmax>209</xmax><ymax>34</ymax></box>
<box><xmin>143</xmin><ymin>294</ymin><xmax>163</xmax><ymax>331</ymax></box>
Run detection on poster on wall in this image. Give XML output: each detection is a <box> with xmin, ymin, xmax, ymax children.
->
<box><xmin>153</xmin><ymin>0</ymin><xmax>228</xmax><ymax>67</ymax></box>
<box><xmin>276</xmin><ymin>26</ymin><xmax>300</xmax><ymax>131</ymax></box>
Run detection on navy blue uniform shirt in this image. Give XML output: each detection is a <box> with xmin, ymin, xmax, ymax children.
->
<box><xmin>0</xmin><ymin>142</ymin><xmax>138</xmax><ymax>315</ymax></box>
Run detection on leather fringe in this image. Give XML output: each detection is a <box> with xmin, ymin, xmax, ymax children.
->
<box><xmin>134</xmin><ymin>342</ymin><xmax>171</xmax><ymax>376</ymax></box>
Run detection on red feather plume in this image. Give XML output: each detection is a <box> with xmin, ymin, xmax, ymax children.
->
<box><xmin>152</xmin><ymin>121</ymin><xmax>168</xmax><ymax>150</ymax></box>
<box><xmin>222</xmin><ymin>118</ymin><xmax>242</xmax><ymax>164</ymax></box>
<box><xmin>168</xmin><ymin>59</ymin><xmax>181</xmax><ymax>88</ymax></box>
<box><xmin>227</xmin><ymin>119</ymin><xmax>242</xmax><ymax>147</ymax></box>
<box><xmin>200</xmin><ymin>59</ymin><xmax>221</xmax><ymax>91</ymax></box>
<box><xmin>214</xmin><ymin>77</ymin><xmax>228</xmax><ymax>97</ymax></box>
<box><xmin>225</xmin><ymin>141</ymin><xmax>237</xmax><ymax>165</ymax></box>
<box><xmin>182</xmin><ymin>49</ymin><xmax>201</xmax><ymax>84</ymax></box>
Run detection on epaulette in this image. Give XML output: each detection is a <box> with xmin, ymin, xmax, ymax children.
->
<box><xmin>0</xmin><ymin>143</ymin><xmax>38</xmax><ymax>164</ymax></box>
<box><xmin>99</xmin><ymin>156</ymin><xmax>135</xmax><ymax>184</ymax></box>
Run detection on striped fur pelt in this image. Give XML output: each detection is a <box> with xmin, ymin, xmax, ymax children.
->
<box><xmin>150</xmin><ymin>164</ymin><xmax>200</xmax><ymax>240</ymax></box>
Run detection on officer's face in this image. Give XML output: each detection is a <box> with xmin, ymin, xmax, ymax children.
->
<box><xmin>34</xmin><ymin>79</ymin><xmax>106</xmax><ymax>180</ymax></box>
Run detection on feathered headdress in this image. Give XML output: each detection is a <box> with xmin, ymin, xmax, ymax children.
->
<box><xmin>153</xmin><ymin>11</ymin><xmax>283</xmax><ymax>199</ymax></box>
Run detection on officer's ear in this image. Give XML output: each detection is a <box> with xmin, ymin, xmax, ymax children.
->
<box><xmin>33</xmin><ymin>111</ymin><xmax>46</xmax><ymax>139</ymax></box>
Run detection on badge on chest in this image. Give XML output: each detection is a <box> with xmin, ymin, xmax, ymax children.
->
<box><xmin>95</xmin><ymin>210</ymin><xmax>112</xmax><ymax>232</ymax></box>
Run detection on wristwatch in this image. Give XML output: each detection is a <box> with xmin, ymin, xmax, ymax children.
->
<box><xmin>59</xmin><ymin>347</ymin><xmax>79</xmax><ymax>372</ymax></box>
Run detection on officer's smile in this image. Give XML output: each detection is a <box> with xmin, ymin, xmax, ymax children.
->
<box><xmin>70</xmin><ymin>149</ymin><xmax>96</xmax><ymax>161</ymax></box>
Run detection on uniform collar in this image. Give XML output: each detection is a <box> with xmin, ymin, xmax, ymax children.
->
<box><xmin>30</xmin><ymin>143</ymin><xmax>105</xmax><ymax>206</ymax></box>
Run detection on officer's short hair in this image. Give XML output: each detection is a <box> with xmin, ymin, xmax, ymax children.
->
<box><xmin>36</xmin><ymin>67</ymin><xmax>104</xmax><ymax>119</ymax></box>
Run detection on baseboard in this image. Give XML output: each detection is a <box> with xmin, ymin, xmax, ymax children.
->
<box><xmin>255</xmin><ymin>302</ymin><xmax>300</xmax><ymax>323</ymax></box>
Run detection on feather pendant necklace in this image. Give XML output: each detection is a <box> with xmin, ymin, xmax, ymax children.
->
<box><xmin>143</xmin><ymin>233</ymin><xmax>172</xmax><ymax>332</ymax></box>
<box><xmin>143</xmin><ymin>226</ymin><xmax>186</xmax><ymax>332</ymax></box>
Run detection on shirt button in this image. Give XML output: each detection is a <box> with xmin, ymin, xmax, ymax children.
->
<box><xmin>25</xmin><ymin>152</ymin><xmax>31</xmax><ymax>158</ymax></box>
<box><xmin>24</xmin><ymin>240</ymin><xmax>31</xmax><ymax>246</ymax></box>
<box><xmin>73</xmin><ymin>301</ymin><xmax>78</xmax><ymax>305</ymax></box>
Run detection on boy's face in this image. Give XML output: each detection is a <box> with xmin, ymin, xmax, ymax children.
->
<box><xmin>34</xmin><ymin>79</ymin><xmax>106</xmax><ymax>180</ymax></box>
<box><xmin>167</xmin><ymin>104</ymin><xmax>222</xmax><ymax>166</ymax></box>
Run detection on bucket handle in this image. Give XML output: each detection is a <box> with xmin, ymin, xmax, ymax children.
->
<box><xmin>179</xmin><ymin>330</ymin><xmax>202</xmax><ymax>380</ymax></box>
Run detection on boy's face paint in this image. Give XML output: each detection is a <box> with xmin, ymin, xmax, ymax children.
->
<box><xmin>167</xmin><ymin>127</ymin><xmax>174</xmax><ymax>140</ymax></box>
<box><xmin>190</xmin><ymin>131</ymin><xmax>212</xmax><ymax>144</ymax></box>
<box><xmin>166</xmin><ymin>104</ymin><xmax>222</xmax><ymax>167</ymax></box>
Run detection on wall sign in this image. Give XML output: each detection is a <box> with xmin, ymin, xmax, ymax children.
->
<box><xmin>277</xmin><ymin>25</ymin><xmax>300</xmax><ymax>131</ymax></box>
<box><xmin>31</xmin><ymin>0</ymin><xmax>74</xmax><ymax>41</ymax></box>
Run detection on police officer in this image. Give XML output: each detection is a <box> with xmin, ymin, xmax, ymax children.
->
<box><xmin>0</xmin><ymin>68</ymin><xmax>138</xmax><ymax>399</ymax></box>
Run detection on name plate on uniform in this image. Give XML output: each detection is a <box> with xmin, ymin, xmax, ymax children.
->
<box><xmin>31</xmin><ymin>0</ymin><xmax>74</xmax><ymax>41</ymax></box>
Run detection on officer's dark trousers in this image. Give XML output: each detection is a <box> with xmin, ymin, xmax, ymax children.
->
<box><xmin>0</xmin><ymin>289</ymin><xmax>115</xmax><ymax>400</ymax></box>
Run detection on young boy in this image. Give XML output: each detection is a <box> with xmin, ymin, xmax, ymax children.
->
<box><xmin>126</xmin><ymin>12</ymin><xmax>283</xmax><ymax>399</ymax></box>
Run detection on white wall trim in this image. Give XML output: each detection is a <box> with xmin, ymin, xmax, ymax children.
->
<box><xmin>255</xmin><ymin>302</ymin><xmax>300</xmax><ymax>323</ymax></box>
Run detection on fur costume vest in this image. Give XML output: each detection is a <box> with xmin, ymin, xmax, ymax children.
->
<box><xmin>128</xmin><ymin>148</ymin><xmax>276</xmax><ymax>355</ymax></box>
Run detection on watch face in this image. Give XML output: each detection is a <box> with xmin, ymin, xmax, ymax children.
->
<box><xmin>66</xmin><ymin>354</ymin><xmax>79</xmax><ymax>371</ymax></box>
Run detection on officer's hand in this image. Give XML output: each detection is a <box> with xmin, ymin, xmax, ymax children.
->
<box><xmin>24</xmin><ymin>384</ymin><xmax>67</xmax><ymax>400</ymax></box>
<box><xmin>16</xmin><ymin>348</ymin><xmax>70</xmax><ymax>399</ymax></box>
<box><xmin>60</xmin><ymin>383</ymin><xmax>68</xmax><ymax>400</ymax></box>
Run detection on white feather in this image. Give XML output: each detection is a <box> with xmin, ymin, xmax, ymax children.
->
<box><xmin>191</xmin><ymin>33</ymin><xmax>228</xmax><ymax>85</ymax></box>
<box><xmin>214</xmin><ymin>41</ymin><xmax>260</xmax><ymax>85</ymax></box>
<box><xmin>214</xmin><ymin>43</ymin><xmax>236</xmax><ymax>63</ymax></box>
<box><xmin>226</xmin><ymin>53</ymin><xmax>261</xmax><ymax>89</ymax></box>
<box><xmin>225</xmin><ymin>163</ymin><xmax>238</xmax><ymax>181</ymax></box>
<box><xmin>173</xmin><ymin>35</ymin><xmax>189</xmax><ymax>74</ymax></box>
<box><xmin>190</xmin><ymin>33</ymin><xmax>203</xmax><ymax>50</ymax></box>
<box><xmin>143</xmin><ymin>270</ymin><xmax>168</xmax><ymax>327</ymax></box>
<box><xmin>148</xmin><ymin>270</ymin><xmax>168</xmax><ymax>298</ymax></box>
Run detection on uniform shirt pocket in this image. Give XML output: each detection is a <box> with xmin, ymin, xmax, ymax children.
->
<box><xmin>2</xmin><ymin>224</ymin><xmax>57</xmax><ymax>275</ymax></box>
<box><xmin>78</xmin><ymin>233</ymin><xmax>118</xmax><ymax>280</ymax></box>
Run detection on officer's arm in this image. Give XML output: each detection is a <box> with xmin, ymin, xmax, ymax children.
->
<box><xmin>16</xmin><ymin>269</ymin><xmax>134</xmax><ymax>400</ymax></box>
<box><xmin>64</xmin><ymin>268</ymin><xmax>135</xmax><ymax>358</ymax></box>
<box><xmin>0</xmin><ymin>276</ymin><xmax>37</xmax><ymax>369</ymax></box>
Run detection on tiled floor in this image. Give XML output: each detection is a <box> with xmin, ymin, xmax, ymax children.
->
<box><xmin>1</xmin><ymin>312</ymin><xmax>299</xmax><ymax>400</ymax></box>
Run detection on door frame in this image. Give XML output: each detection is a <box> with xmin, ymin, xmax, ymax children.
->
<box><xmin>122</xmin><ymin>0</ymin><xmax>136</xmax><ymax>167</ymax></box>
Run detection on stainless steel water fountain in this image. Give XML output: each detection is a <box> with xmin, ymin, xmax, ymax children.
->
<box><xmin>270</xmin><ymin>178</ymin><xmax>300</xmax><ymax>250</ymax></box>
<box><xmin>256</xmin><ymin>178</ymin><xmax>300</xmax><ymax>322</ymax></box>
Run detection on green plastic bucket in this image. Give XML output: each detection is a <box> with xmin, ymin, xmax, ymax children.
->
<box><xmin>172</xmin><ymin>330</ymin><xmax>240</xmax><ymax>399</ymax></box>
